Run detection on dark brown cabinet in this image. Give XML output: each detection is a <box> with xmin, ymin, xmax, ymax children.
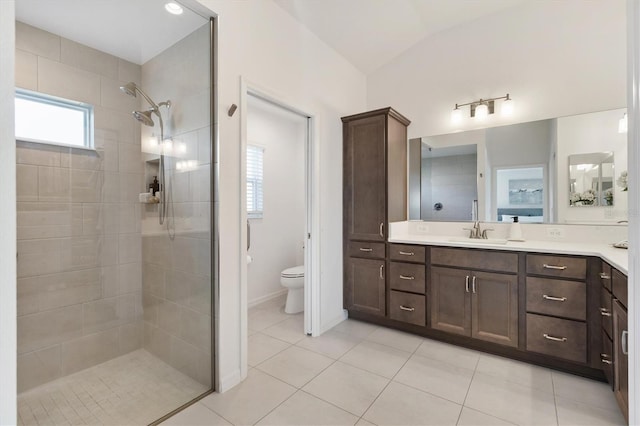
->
<box><xmin>346</xmin><ymin>257</ymin><xmax>385</xmax><ymax>316</ymax></box>
<box><xmin>431</xmin><ymin>267</ymin><xmax>518</xmax><ymax>347</ymax></box>
<box><xmin>342</xmin><ymin>108</ymin><xmax>410</xmax><ymax>315</ymax></box>
<box><xmin>613</xmin><ymin>299</ymin><xmax>628</xmax><ymax>424</ymax></box>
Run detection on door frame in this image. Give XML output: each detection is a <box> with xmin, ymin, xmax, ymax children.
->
<box><xmin>238</xmin><ymin>78</ymin><xmax>321</xmax><ymax>379</ymax></box>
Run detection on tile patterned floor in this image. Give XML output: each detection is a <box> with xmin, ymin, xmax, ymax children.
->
<box><xmin>18</xmin><ymin>349</ymin><xmax>208</xmax><ymax>426</ymax></box>
<box><xmin>165</xmin><ymin>296</ymin><xmax>626</xmax><ymax>426</ymax></box>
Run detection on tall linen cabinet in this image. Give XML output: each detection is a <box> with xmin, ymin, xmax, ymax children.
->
<box><xmin>342</xmin><ymin>107</ymin><xmax>410</xmax><ymax>316</ymax></box>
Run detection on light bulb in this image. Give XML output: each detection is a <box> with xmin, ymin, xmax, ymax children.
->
<box><xmin>176</xmin><ymin>161</ymin><xmax>184</xmax><ymax>171</ymax></box>
<box><xmin>619</xmin><ymin>113</ymin><xmax>627</xmax><ymax>134</ymax></box>
<box><xmin>148</xmin><ymin>135</ymin><xmax>159</xmax><ymax>148</ymax></box>
<box><xmin>165</xmin><ymin>2</ymin><xmax>183</xmax><ymax>15</ymax></box>
<box><xmin>162</xmin><ymin>139</ymin><xmax>173</xmax><ymax>152</ymax></box>
<box><xmin>178</xmin><ymin>141</ymin><xmax>187</xmax><ymax>154</ymax></box>
<box><xmin>451</xmin><ymin>107</ymin><xmax>463</xmax><ymax>125</ymax></box>
<box><xmin>501</xmin><ymin>97</ymin><xmax>514</xmax><ymax>116</ymax></box>
<box><xmin>475</xmin><ymin>103</ymin><xmax>489</xmax><ymax>120</ymax></box>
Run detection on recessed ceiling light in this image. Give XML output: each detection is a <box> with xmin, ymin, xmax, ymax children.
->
<box><xmin>165</xmin><ymin>2</ymin><xmax>183</xmax><ymax>15</ymax></box>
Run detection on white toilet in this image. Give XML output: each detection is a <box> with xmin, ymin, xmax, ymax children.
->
<box><xmin>280</xmin><ymin>265</ymin><xmax>304</xmax><ymax>314</ymax></box>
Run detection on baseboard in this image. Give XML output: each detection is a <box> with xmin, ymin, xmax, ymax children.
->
<box><xmin>319</xmin><ymin>309</ymin><xmax>348</xmax><ymax>334</ymax></box>
<box><xmin>218</xmin><ymin>369</ymin><xmax>242</xmax><ymax>393</ymax></box>
<box><xmin>248</xmin><ymin>288</ymin><xmax>287</xmax><ymax>308</ymax></box>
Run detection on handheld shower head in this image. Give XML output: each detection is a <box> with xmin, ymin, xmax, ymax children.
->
<box><xmin>133</xmin><ymin>110</ymin><xmax>155</xmax><ymax>127</ymax></box>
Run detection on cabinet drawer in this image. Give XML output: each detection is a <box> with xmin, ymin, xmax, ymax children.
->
<box><xmin>601</xmin><ymin>286</ymin><xmax>613</xmax><ymax>338</ymax></box>
<box><xmin>389</xmin><ymin>290</ymin><xmax>425</xmax><ymax>326</ymax></box>
<box><xmin>612</xmin><ymin>268</ymin><xmax>627</xmax><ymax>308</ymax></box>
<box><xmin>389</xmin><ymin>262</ymin><xmax>425</xmax><ymax>294</ymax></box>
<box><xmin>526</xmin><ymin>313</ymin><xmax>587</xmax><ymax>364</ymax></box>
<box><xmin>600</xmin><ymin>261</ymin><xmax>612</xmax><ymax>291</ymax></box>
<box><xmin>349</xmin><ymin>241</ymin><xmax>385</xmax><ymax>259</ymax></box>
<box><xmin>526</xmin><ymin>277</ymin><xmax>586</xmax><ymax>321</ymax></box>
<box><xmin>431</xmin><ymin>247</ymin><xmax>517</xmax><ymax>273</ymax></box>
<box><xmin>389</xmin><ymin>244</ymin><xmax>426</xmax><ymax>263</ymax></box>
<box><xmin>602</xmin><ymin>331</ymin><xmax>614</xmax><ymax>389</ymax></box>
<box><xmin>526</xmin><ymin>254</ymin><xmax>586</xmax><ymax>280</ymax></box>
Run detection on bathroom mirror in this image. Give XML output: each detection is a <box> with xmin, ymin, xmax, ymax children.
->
<box><xmin>569</xmin><ymin>152</ymin><xmax>614</xmax><ymax>206</ymax></box>
<box><xmin>408</xmin><ymin>108</ymin><xmax>628</xmax><ymax>224</ymax></box>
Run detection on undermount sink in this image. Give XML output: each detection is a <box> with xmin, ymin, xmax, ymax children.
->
<box><xmin>448</xmin><ymin>238</ymin><xmax>509</xmax><ymax>245</ymax></box>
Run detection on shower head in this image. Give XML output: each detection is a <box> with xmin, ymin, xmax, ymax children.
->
<box><xmin>133</xmin><ymin>110</ymin><xmax>155</xmax><ymax>127</ymax></box>
<box><xmin>120</xmin><ymin>82</ymin><xmax>138</xmax><ymax>98</ymax></box>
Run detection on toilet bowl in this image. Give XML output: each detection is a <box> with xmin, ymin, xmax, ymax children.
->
<box><xmin>280</xmin><ymin>265</ymin><xmax>304</xmax><ymax>314</ymax></box>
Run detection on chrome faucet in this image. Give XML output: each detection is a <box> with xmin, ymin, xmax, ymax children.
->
<box><xmin>464</xmin><ymin>221</ymin><xmax>494</xmax><ymax>239</ymax></box>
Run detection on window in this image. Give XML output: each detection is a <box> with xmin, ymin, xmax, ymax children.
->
<box><xmin>15</xmin><ymin>89</ymin><xmax>94</xmax><ymax>148</ymax></box>
<box><xmin>247</xmin><ymin>145</ymin><xmax>264</xmax><ymax>218</ymax></box>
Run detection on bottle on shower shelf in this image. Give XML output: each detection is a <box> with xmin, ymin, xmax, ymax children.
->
<box><xmin>150</xmin><ymin>176</ymin><xmax>160</xmax><ymax>195</ymax></box>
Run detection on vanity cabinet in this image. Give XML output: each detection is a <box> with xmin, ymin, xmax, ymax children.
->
<box><xmin>430</xmin><ymin>247</ymin><xmax>519</xmax><ymax>348</ymax></box>
<box><xmin>342</xmin><ymin>108</ymin><xmax>410</xmax><ymax>315</ymax></box>
<box><xmin>525</xmin><ymin>254</ymin><xmax>589</xmax><ymax>364</ymax></box>
<box><xmin>613</xmin><ymin>299</ymin><xmax>629</xmax><ymax>424</ymax></box>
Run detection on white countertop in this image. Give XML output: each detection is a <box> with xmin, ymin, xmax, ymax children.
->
<box><xmin>388</xmin><ymin>234</ymin><xmax>629</xmax><ymax>274</ymax></box>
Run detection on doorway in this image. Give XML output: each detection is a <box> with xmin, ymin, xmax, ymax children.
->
<box><xmin>239</xmin><ymin>83</ymin><xmax>319</xmax><ymax>376</ymax></box>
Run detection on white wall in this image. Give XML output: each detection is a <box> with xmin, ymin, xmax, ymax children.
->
<box><xmin>367</xmin><ymin>0</ymin><xmax>626</xmax><ymax>139</ymax></box>
<box><xmin>0</xmin><ymin>1</ymin><xmax>16</xmax><ymax>423</ymax></box>
<box><xmin>195</xmin><ymin>0</ymin><xmax>367</xmax><ymax>390</ymax></box>
<box><xmin>247</xmin><ymin>96</ymin><xmax>306</xmax><ymax>305</ymax></box>
<box><xmin>557</xmin><ymin>108</ymin><xmax>628</xmax><ymax>223</ymax></box>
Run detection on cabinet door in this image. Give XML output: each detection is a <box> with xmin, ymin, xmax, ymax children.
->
<box><xmin>613</xmin><ymin>299</ymin><xmax>629</xmax><ymax>423</ymax></box>
<box><xmin>346</xmin><ymin>257</ymin><xmax>385</xmax><ymax>316</ymax></box>
<box><xmin>472</xmin><ymin>271</ymin><xmax>518</xmax><ymax>347</ymax></box>
<box><xmin>431</xmin><ymin>267</ymin><xmax>471</xmax><ymax>336</ymax></box>
<box><xmin>344</xmin><ymin>115</ymin><xmax>386</xmax><ymax>241</ymax></box>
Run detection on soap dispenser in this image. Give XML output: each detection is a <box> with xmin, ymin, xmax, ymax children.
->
<box><xmin>150</xmin><ymin>176</ymin><xmax>160</xmax><ymax>195</ymax></box>
<box><xmin>508</xmin><ymin>216</ymin><xmax>524</xmax><ymax>242</ymax></box>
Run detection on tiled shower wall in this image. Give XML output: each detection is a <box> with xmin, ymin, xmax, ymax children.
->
<box><xmin>140</xmin><ymin>23</ymin><xmax>212</xmax><ymax>387</ymax></box>
<box><xmin>15</xmin><ymin>22</ymin><xmax>145</xmax><ymax>392</ymax></box>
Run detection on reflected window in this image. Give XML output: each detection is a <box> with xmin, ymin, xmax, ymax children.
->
<box><xmin>15</xmin><ymin>89</ymin><xmax>94</xmax><ymax>148</ymax></box>
<box><xmin>247</xmin><ymin>144</ymin><xmax>264</xmax><ymax>218</ymax></box>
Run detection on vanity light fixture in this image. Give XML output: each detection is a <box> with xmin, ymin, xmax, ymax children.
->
<box><xmin>165</xmin><ymin>2</ymin><xmax>183</xmax><ymax>15</ymax></box>
<box><xmin>450</xmin><ymin>94</ymin><xmax>514</xmax><ymax>124</ymax></box>
<box><xmin>619</xmin><ymin>112</ymin><xmax>627</xmax><ymax>133</ymax></box>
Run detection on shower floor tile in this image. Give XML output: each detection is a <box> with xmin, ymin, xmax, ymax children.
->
<box><xmin>17</xmin><ymin>349</ymin><xmax>209</xmax><ymax>426</ymax></box>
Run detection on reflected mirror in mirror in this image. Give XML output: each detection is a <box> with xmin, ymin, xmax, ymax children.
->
<box><xmin>408</xmin><ymin>108</ymin><xmax>628</xmax><ymax>224</ymax></box>
<box><xmin>569</xmin><ymin>152</ymin><xmax>614</xmax><ymax>206</ymax></box>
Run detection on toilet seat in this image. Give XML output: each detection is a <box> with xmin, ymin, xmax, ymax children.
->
<box><xmin>281</xmin><ymin>265</ymin><xmax>304</xmax><ymax>278</ymax></box>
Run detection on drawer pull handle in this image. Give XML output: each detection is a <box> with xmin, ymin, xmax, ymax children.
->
<box><xmin>543</xmin><ymin>333</ymin><xmax>567</xmax><ymax>342</ymax></box>
<box><xmin>399</xmin><ymin>305</ymin><xmax>415</xmax><ymax>312</ymax></box>
<box><xmin>379</xmin><ymin>264</ymin><xmax>384</xmax><ymax>279</ymax></box>
<box><xmin>359</xmin><ymin>248</ymin><xmax>373</xmax><ymax>252</ymax></box>
<box><xmin>398</xmin><ymin>251</ymin><xmax>414</xmax><ymax>256</ymax></box>
<box><xmin>601</xmin><ymin>353</ymin><xmax>611</xmax><ymax>360</ymax></box>
<box><xmin>600</xmin><ymin>307</ymin><xmax>612</xmax><ymax>317</ymax></box>
<box><xmin>622</xmin><ymin>330</ymin><xmax>629</xmax><ymax>355</ymax></box>
<box><xmin>601</xmin><ymin>358</ymin><xmax>613</xmax><ymax>365</ymax></box>
<box><xmin>472</xmin><ymin>276</ymin><xmax>477</xmax><ymax>294</ymax></box>
<box><xmin>465</xmin><ymin>275</ymin><xmax>470</xmax><ymax>293</ymax></box>
<box><xmin>379</xmin><ymin>223</ymin><xmax>384</xmax><ymax>238</ymax></box>
<box><xmin>542</xmin><ymin>294</ymin><xmax>567</xmax><ymax>302</ymax></box>
<box><xmin>600</xmin><ymin>272</ymin><xmax>611</xmax><ymax>280</ymax></box>
<box><xmin>543</xmin><ymin>264</ymin><xmax>567</xmax><ymax>270</ymax></box>
<box><xmin>399</xmin><ymin>275</ymin><xmax>415</xmax><ymax>280</ymax></box>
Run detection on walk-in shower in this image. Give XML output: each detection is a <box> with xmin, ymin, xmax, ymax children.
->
<box><xmin>120</xmin><ymin>82</ymin><xmax>171</xmax><ymax>227</ymax></box>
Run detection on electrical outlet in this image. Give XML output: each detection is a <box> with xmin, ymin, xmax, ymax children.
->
<box><xmin>416</xmin><ymin>223</ymin><xmax>429</xmax><ymax>233</ymax></box>
<box><xmin>546</xmin><ymin>227</ymin><xmax>565</xmax><ymax>239</ymax></box>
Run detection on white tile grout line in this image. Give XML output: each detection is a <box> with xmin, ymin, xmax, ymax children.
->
<box><xmin>455</xmin><ymin>352</ymin><xmax>481</xmax><ymax>425</ymax></box>
<box><xmin>551</xmin><ymin>371</ymin><xmax>561</xmax><ymax>426</ymax></box>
